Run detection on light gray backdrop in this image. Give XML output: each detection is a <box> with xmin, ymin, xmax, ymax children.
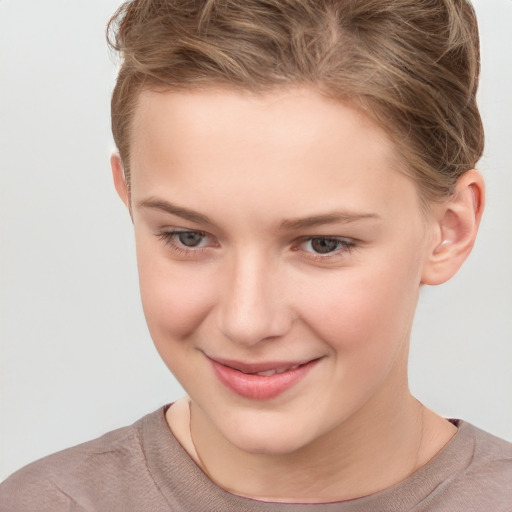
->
<box><xmin>1</xmin><ymin>0</ymin><xmax>511</xmax><ymax>481</ymax></box>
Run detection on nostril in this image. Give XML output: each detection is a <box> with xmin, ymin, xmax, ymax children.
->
<box><xmin>217</xmin><ymin>301</ymin><xmax>293</xmax><ymax>347</ymax></box>
<box><xmin>216</xmin><ymin>260</ymin><xmax>293</xmax><ymax>345</ymax></box>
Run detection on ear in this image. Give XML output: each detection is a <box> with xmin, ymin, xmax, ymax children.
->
<box><xmin>421</xmin><ymin>169</ymin><xmax>485</xmax><ymax>285</ymax></box>
<box><xmin>111</xmin><ymin>153</ymin><xmax>131</xmax><ymax>211</ymax></box>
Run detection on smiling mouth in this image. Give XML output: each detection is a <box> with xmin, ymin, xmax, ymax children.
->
<box><xmin>247</xmin><ymin>364</ymin><xmax>302</xmax><ymax>376</ymax></box>
<box><xmin>210</xmin><ymin>356</ymin><xmax>316</xmax><ymax>374</ymax></box>
<box><xmin>226</xmin><ymin>361</ymin><xmax>306</xmax><ymax>376</ymax></box>
<box><xmin>207</xmin><ymin>356</ymin><xmax>321</xmax><ymax>400</ymax></box>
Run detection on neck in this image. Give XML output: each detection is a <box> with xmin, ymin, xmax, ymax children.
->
<box><xmin>181</xmin><ymin>385</ymin><xmax>455</xmax><ymax>503</ymax></box>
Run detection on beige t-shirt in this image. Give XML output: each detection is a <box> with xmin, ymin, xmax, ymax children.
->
<box><xmin>1</xmin><ymin>406</ymin><xmax>511</xmax><ymax>511</ymax></box>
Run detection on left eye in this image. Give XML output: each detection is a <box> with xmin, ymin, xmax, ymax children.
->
<box><xmin>301</xmin><ymin>237</ymin><xmax>354</xmax><ymax>255</ymax></box>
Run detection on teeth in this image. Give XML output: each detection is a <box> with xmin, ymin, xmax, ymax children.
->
<box><xmin>255</xmin><ymin>364</ymin><xmax>301</xmax><ymax>376</ymax></box>
<box><xmin>257</xmin><ymin>369</ymin><xmax>278</xmax><ymax>376</ymax></box>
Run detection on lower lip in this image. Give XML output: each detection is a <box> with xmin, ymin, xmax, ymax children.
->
<box><xmin>209</xmin><ymin>358</ymin><xmax>319</xmax><ymax>400</ymax></box>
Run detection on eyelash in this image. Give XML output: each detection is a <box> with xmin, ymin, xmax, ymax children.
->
<box><xmin>156</xmin><ymin>230</ymin><xmax>214</xmax><ymax>257</ymax></box>
<box><xmin>296</xmin><ymin>237</ymin><xmax>357</xmax><ymax>262</ymax></box>
<box><xmin>156</xmin><ymin>229</ymin><xmax>357</xmax><ymax>261</ymax></box>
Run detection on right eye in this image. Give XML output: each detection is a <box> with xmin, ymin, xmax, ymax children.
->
<box><xmin>156</xmin><ymin>229</ymin><xmax>217</xmax><ymax>256</ymax></box>
<box><xmin>174</xmin><ymin>231</ymin><xmax>208</xmax><ymax>247</ymax></box>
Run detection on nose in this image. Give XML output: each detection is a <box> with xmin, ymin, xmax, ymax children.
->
<box><xmin>216</xmin><ymin>252</ymin><xmax>293</xmax><ymax>347</ymax></box>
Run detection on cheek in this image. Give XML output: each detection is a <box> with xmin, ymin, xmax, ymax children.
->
<box><xmin>298</xmin><ymin>256</ymin><xmax>421</xmax><ymax>358</ymax></box>
<box><xmin>135</xmin><ymin>242</ymin><xmax>217</xmax><ymax>343</ymax></box>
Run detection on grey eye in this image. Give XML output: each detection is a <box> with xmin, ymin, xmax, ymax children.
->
<box><xmin>310</xmin><ymin>238</ymin><xmax>343</xmax><ymax>254</ymax></box>
<box><xmin>177</xmin><ymin>231</ymin><xmax>205</xmax><ymax>247</ymax></box>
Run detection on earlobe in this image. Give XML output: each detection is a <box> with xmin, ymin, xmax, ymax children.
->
<box><xmin>111</xmin><ymin>153</ymin><xmax>131</xmax><ymax>211</ymax></box>
<box><xmin>421</xmin><ymin>169</ymin><xmax>485</xmax><ymax>286</ymax></box>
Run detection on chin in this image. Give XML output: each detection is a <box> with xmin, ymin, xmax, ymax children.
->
<box><xmin>218</xmin><ymin>415</ymin><xmax>321</xmax><ymax>457</ymax></box>
<box><xmin>232</xmin><ymin>433</ymin><xmax>307</xmax><ymax>456</ymax></box>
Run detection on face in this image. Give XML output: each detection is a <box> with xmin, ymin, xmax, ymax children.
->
<box><xmin>123</xmin><ymin>87</ymin><xmax>435</xmax><ymax>455</ymax></box>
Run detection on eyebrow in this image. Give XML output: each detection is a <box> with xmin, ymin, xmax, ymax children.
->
<box><xmin>137</xmin><ymin>198</ymin><xmax>213</xmax><ymax>226</ymax></box>
<box><xmin>138</xmin><ymin>197</ymin><xmax>380</xmax><ymax>229</ymax></box>
<box><xmin>280</xmin><ymin>212</ymin><xmax>380</xmax><ymax>230</ymax></box>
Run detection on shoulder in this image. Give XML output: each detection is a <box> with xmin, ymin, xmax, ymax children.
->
<box><xmin>0</xmin><ymin>408</ymin><xmax>170</xmax><ymax>512</ymax></box>
<box><xmin>419</xmin><ymin>421</ymin><xmax>512</xmax><ymax>512</ymax></box>
<box><xmin>458</xmin><ymin>422</ymin><xmax>512</xmax><ymax>495</ymax></box>
<box><xmin>461</xmin><ymin>420</ymin><xmax>512</xmax><ymax>477</ymax></box>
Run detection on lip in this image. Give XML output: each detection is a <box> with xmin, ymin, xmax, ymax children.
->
<box><xmin>208</xmin><ymin>356</ymin><xmax>321</xmax><ymax>400</ymax></box>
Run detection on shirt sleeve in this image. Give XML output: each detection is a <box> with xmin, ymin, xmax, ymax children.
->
<box><xmin>0</xmin><ymin>466</ymin><xmax>79</xmax><ymax>512</ymax></box>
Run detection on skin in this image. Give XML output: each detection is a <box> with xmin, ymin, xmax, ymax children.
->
<box><xmin>112</xmin><ymin>87</ymin><xmax>484</xmax><ymax>502</ymax></box>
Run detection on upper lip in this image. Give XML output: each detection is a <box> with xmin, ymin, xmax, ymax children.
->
<box><xmin>207</xmin><ymin>355</ymin><xmax>320</xmax><ymax>374</ymax></box>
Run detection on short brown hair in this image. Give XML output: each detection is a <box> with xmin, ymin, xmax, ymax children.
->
<box><xmin>107</xmin><ymin>0</ymin><xmax>484</xmax><ymax>203</ymax></box>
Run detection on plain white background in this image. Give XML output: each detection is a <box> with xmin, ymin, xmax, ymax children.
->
<box><xmin>0</xmin><ymin>0</ymin><xmax>511</xmax><ymax>481</ymax></box>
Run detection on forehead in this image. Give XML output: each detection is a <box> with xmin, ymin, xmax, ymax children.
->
<box><xmin>128</xmin><ymin>87</ymin><xmax>421</xmax><ymax>222</ymax></box>
<box><xmin>131</xmin><ymin>87</ymin><xmax>395</xmax><ymax>161</ymax></box>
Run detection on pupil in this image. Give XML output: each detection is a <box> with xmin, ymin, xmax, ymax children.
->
<box><xmin>178</xmin><ymin>232</ymin><xmax>203</xmax><ymax>247</ymax></box>
<box><xmin>311</xmin><ymin>238</ymin><xmax>339</xmax><ymax>254</ymax></box>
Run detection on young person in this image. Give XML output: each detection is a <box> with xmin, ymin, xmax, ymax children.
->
<box><xmin>1</xmin><ymin>0</ymin><xmax>511</xmax><ymax>510</ymax></box>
